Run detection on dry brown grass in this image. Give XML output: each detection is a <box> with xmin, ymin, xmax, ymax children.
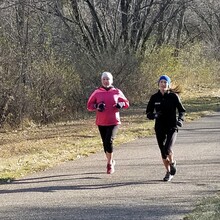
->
<box><xmin>0</xmin><ymin>87</ymin><xmax>219</xmax><ymax>182</ymax></box>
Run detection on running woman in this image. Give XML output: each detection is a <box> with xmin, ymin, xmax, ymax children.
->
<box><xmin>146</xmin><ymin>75</ymin><xmax>186</xmax><ymax>181</ymax></box>
<box><xmin>87</xmin><ymin>72</ymin><xmax>129</xmax><ymax>174</ymax></box>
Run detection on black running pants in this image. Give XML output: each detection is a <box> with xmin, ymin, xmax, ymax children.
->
<box><xmin>98</xmin><ymin>125</ymin><xmax>118</xmax><ymax>153</ymax></box>
<box><xmin>155</xmin><ymin>128</ymin><xmax>177</xmax><ymax>159</ymax></box>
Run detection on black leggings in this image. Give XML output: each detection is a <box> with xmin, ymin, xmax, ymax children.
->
<box><xmin>155</xmin><ymin>128</ymin><xmax>177</xmax><ymax>159</ymax></box>
<box><xmin>98</xmin><ymin>125</ymin><xmax>118</xmax><ymax>153</ymax></box>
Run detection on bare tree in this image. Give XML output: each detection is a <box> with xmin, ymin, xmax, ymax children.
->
<box><xmin>0</xmin><ymin>0</ymin><xmax>219</xmax><ymax>127</ymax></box>
<box><xmin>189</xmin><ymin>0</ymin><xmax>220</xmax><ymax>59</ymax></box>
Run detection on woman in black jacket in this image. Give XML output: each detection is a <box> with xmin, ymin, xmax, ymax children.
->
<box><xmin>146</xmin><ymin>75</ymin><xmax>186</xmax><ymax>181</ymax></box>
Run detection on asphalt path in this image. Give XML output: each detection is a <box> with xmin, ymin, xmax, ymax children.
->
<box><xmin>0</xmin><ymin>112</ymin><xmax>220</xmax><ymax>220</ymax></box>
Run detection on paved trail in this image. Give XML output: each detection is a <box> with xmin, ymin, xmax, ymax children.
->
<box><xmin>0</xmin><ymin>112</ymin><xmax>220</xmax><ymax>220</ymax></box>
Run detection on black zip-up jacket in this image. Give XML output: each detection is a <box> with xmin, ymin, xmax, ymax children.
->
<box><xmin>146</xmin><ymin>90</ymin><xmax>186</xmax><ymax>131</ymax></box>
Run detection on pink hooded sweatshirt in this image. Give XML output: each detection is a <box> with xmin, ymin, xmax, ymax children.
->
<box><xmin>87</xmin><ymin>87</ymin><xmax>129</xmax><ymax>126</ymax></box>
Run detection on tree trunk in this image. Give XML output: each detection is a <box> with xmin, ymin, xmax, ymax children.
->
<box><xmin>174</xmin><ymin>3</ymin><xmax>185</xmax><ymax>57</ymax></box>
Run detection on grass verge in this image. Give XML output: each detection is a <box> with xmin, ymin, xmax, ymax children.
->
<box><xmin>183</xmin><ymin>195</ymin><xmax>220</xmax><ymax>220</ymax></box>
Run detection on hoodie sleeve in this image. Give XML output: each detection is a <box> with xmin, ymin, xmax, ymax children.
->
<box><xmin>87</xmin><ymin>90</ymin><xmax>98</xmax><ymax>111</ymax></box>
<box><xmin>117</xmin><ymin>89</ymin><xmax>129</xmax><ymax>109</ymax></box>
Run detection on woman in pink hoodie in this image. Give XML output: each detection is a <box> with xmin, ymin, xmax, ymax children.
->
<box><xmin>87</xmin><ymin>72</ymin><xmax>129</xmax><ymax>174</ymax></box>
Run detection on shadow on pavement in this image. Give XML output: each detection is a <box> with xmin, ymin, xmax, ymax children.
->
<box><xmin>0</xmin><ymin>179</ymin><xmax>162</xmax><ymax>194</ymax></box>
<box><xmin>0</xmin><ymin>204</ymin><xmax>190</xmax><ymax>220</ymax></box>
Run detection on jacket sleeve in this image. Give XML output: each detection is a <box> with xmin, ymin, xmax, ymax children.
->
<box><xmin>146</xmin><ymin>96</ymin><xmax>156</xmax><ymax>120</ymax></box>
<box><xmin>117</xmin><ymin>89</ymin><xmax>129</xmax><ymax>109</ymax></box>
<box><xmin>176</xmin><ymin>94</ymin><xmax>186</xmax><ymax>121</ymax></box>
<box><xmin>87</xmin><ymin>90</ymin><xmax>97</xmax><ymax>111</ymax></box>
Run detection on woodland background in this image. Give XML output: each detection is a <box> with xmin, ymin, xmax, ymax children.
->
<box><xmin>0</xmin><ymin>0</ymin><xmax>219</xmax><ymax>129</ymax></box>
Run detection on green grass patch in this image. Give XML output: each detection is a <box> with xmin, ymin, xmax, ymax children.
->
<box><xmin>183</xmin><ymin>196</ymin><xmax>220</xmax><ymax>220</ymax></box>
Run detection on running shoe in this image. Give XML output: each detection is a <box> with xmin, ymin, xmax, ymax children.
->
<box><xmin>107</xmin><ymin>160</ymin><xmax>115</xmax><ymax>174</ymax></box>
<box><xmin>163</xmin><ymin>171</ymin><xmax>173</xmax><ymax>181</ymax></box>
<box><xmin>170</xmin><ymin>161</ymin><xmax>177</xmax><ymax>175</ymax></box>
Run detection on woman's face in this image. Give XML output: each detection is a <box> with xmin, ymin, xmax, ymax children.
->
<box><xmin>102</xmin><ymin>76</ymin><xmax>112</xmax><ymax>88</ymax></box>
<box><xmin>159</xmin><ymin>79</ymin><xmax>169</xmax><ymax>92</ymax></box>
